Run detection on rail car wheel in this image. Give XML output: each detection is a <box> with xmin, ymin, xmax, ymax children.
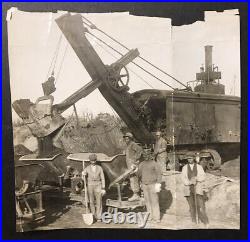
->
<box><xmin>201</xmin><ymin>149</ymin><xmax>221</xmax><ymax>171</ymax></box>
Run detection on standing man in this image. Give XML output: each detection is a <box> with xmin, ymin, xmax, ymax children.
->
<box><xmin>154</xmin><ymin>131</ymin><xmax>168</xmax><ymax>173</ymax></box>
<box><xmin>138</xmin><ymin>149</ymin><xmax>162</xmax><ymax>223</ymax></box>
<box><xmin>123</xmin><ymin>132</ymin><xmax>143</xmax><ymax>201</ymax></box>
<box><xmin>181</xmin><ymin>152</ymin><xmax>209</xmax><ymax>228</ymax></box>
<box><xmin>195</xmin><ymin>152</ymin><xmax>207</xmax><ymax>171</ymax></box>
<box><xmin>82</xmin><ymin>153</ymin><xmax>106</xmax><ymax>222</ymax></box>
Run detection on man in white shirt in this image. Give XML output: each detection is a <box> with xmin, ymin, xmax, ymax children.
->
<box><xmin>82</xmin><ymin>154</ymin><xmax>106</xmax><ymax>222</ymax></box>
<box><xmin>181</xmin><ymin>152</ymin><xmax>209</xmax><ymax>227</ymax></box>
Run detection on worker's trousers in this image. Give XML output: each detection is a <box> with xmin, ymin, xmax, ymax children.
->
<box><xmin>142</xmin><ymin>184</ymin><xmax>160</xmax><ymax>221</ymax></box>
<box><xmin>88</xmin><ymin>184</ymin><xmax>102</xmax><ymax>220</ymax></box>
<box><xmin>130</xmin><ymin>175</ymin><xmax>140</xmax><ymax>193</ymax></box>
<box><xmin>185</xmin><ymin>187</ymin><xmax>209</xmax><ymax>224</ymax></box>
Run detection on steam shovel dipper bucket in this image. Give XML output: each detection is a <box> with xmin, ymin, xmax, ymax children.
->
<box><xmin>82</xmin><ymin>175</ymin><xmax>93</xmax><ymax>225</ymax></box>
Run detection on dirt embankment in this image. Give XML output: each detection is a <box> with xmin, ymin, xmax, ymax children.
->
<box><xmin>59</xmin><ymin>114</ymin><xmax>125</xmax><ymax>155</ymax></box>
<box><xmin>220</xmin><ymin>157</ymin><xmax>240</xmax><ymax>178</ymax></box>
<box><xmin>159</xmin><ymin>172</ymin><xmax>240</xmax><ymax>226</ymax></box>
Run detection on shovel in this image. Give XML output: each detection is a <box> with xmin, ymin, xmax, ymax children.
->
<box><xmin>82</xmin><ymin>175</ymin><xmax>93</xmax><ymax>225</ymax></box>
<box><xmin>193</xmin><ymin>184</ymin><xmax>199</xmax><ymax>224</ymax></box>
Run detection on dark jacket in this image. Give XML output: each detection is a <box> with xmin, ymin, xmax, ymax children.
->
<box><xmin>138</xmin><ymin>160</ymin><xmax>162</xmax><ymax>185</ymax></box>
<box><xmin>125</xmin><ymin>141</ymin><xmax>143</xmax><ymax>168</ymax></box>
<box><xmin>154</xmin><ymin>137</ymin><xmax>168</xmax><ymax>160</ymax></box>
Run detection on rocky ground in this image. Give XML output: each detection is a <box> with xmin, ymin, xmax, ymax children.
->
<box><xmin>32</xmin><ymin>170</ymin><xmax>239</xmax><ymax>231</ymax></box>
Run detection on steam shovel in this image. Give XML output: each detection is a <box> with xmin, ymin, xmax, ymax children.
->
<box><xmin>82</xmin><ymin>175</ymin><xmax>93</xmax><ymax>225</ymax></box>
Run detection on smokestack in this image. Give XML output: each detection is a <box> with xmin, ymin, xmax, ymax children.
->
<box><xmin>205</xmin><ymin>45</ymin><xmax>213</xmax><ymax>73</ymax></box>
<box><xmin>195</xmin><ymin>45</ymin><xmax>224</xmax><ymax>94</ymax></box>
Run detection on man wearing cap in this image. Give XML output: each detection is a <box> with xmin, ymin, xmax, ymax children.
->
<box><xmin>181</xmin><ymin>152</ymin><xmax>209</xmax><ymax>228</ymax></box>
<box><xmin>82</xmin><ymin>153</ymin><xmax>106</xmax><ymax>222</ymax></box>
<box><xmin>123</xmin><ymin>132</ymin><xmax>143</xmax><ymax>201</ymax></box>
<box><xmin>154</xmin><ymin>131</ymin><xmax>168</xmax><ymax>173</ymax></box>
<box><xmin>195</xmin><ymin>152</ymin><xmax>207</xmax><ymax>171</ymax></box>
<box><xmin>138</xmin><ymin>149</ymin><xmax>162</xmax><ymax>223</ymax></box>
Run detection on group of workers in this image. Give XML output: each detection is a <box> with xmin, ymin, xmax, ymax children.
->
<box><xmin>82</xmin><ymin>131</ymin><xmax>209</xmax><ymax>227</ymax></box>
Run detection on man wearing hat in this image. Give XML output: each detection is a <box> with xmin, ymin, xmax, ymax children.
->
<box><xmin>181</xmin><ymin>152</ymin><xmax>209</xmax><ymax>227</ymax></box>
<box><xmin>82</xmin><ymin>153</ymin><xmax>106</xmax><ymax>222</ymax></box>
<box><xmin>154</xmin><ymin>131</ymin><xmax>168</xmax><ymax>174</ymax></box>
<box><xmin>138</xmin><ymin>149</ymin><xmax>162</xmax><ymax>223</ymax></box>
<box><xmin>123</xmin><ymin>132</ymin><xmax>143</xmax><ymax>201</ymax></box>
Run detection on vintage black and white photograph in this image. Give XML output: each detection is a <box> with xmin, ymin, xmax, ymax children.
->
<box><xmin>6</xmin><ymin>4</ymin><xmax>242</xmax><ymax>233</ymax></box>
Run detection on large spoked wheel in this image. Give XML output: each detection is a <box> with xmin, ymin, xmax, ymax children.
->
<box><xmin>108</xmin><ymin>64</ymin><xmax>130</xmax><ymax>92</ymax></box>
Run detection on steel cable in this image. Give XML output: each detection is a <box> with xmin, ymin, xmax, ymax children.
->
<box><xmin>81</xmin><ymin>15</ymin><xmax>188</xmax><ymax>89</ymax></box>
<box><xmin>46</xmin><ymin>34</ymin><xmax>63</xmax><ymax>80</ymax></box>
<box><xmin>87</xmin><ymin>34</ymin><xmax>154</xmax><ymax>89</ymax></box>
<box><xmin>86</xmin><ymin>31</ymin><xmax>174</xmax><ymax>90</ymax></box>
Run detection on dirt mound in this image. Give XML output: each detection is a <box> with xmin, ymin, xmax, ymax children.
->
<box><xmin>206</xmin><ymin>179</ymin><xmax>240</xmax><ymax>222</ymax></box>
<box><xmin>160</xmin><ymin>172</ymin><xmax>240</xmax><ymax>225</ymax></box>
<box><xmin>221</xmin><ymin>157</ymin><xmax>240</xmax><ymax>178</ymax></box>
<box><xmin>60</xmin><ymin>114</ymin><xmax>125</xmax><ymax>156</ymax></box>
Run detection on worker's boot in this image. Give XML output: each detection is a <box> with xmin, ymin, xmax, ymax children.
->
<box><xmin>128</xmin><ymin>193</ymin><xmax>140</xmax><ymax>201</ymax></box>
<box><xmin>152</xmin><ymin>219</ymin><xmax>161</xmax><ymax>224</ymax></box>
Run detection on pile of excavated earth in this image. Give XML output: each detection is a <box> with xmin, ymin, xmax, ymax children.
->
<box><xmin>13</xmin><ymin>114</ymin><xmax>240</xmax><ymax>228</ymax></box>
<box><xmin>160</xmin><ymin>171</ymin><xmax>240</xmax><ymax>228</ymax></box>
<box><xmin>60</xmin><ymin>114</ymin><xmax>125</xmax><ymax>155</ymax></box>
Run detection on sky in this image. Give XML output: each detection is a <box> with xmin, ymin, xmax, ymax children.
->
<box><xmin>172</xmin><ymin>9</ymin><xmax>240</xmax><ymax>95</ymax></box>
<box><xmin>7</xmin><ymin>9</ymin><xmax>240</xmax><ymax>121</ymax></box>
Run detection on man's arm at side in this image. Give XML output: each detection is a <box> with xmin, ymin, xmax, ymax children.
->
<box><xmin>181</xmin><ymin>165</ymin><xmax>191</xmax><ymax>186</ymax></box>
<box><xmin>133</xmin><ymin>143</ymin><xmax>143</xmax><ymax>163</ymax></box>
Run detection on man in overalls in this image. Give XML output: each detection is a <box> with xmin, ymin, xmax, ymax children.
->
<box><xmin>123</xmin><ymin>132</ymin><xmax>143</xmax><ymax>201</ymax></box>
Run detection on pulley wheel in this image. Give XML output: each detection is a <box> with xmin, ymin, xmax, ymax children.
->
<box><xmin>108</xmin><ymin>64</ymin><xmax>130</xmax><ymax>92</ymax></box>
